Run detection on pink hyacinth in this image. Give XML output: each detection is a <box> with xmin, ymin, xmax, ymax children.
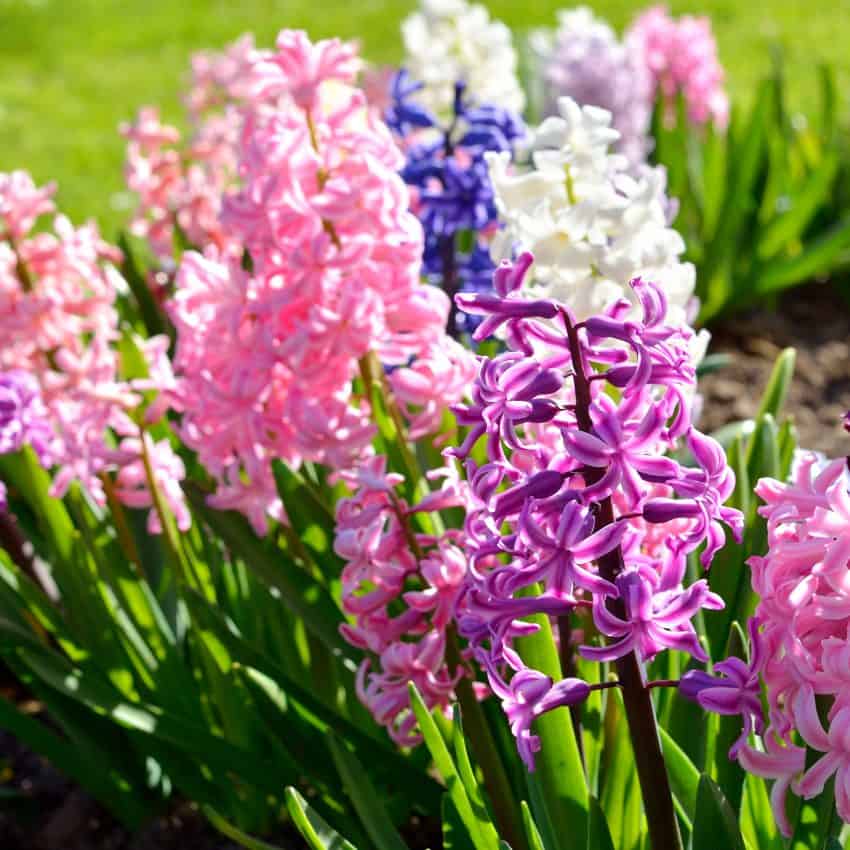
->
<box><xmin>0</xmin><ymin>170</ymin><xmax>188</xmax><ymax>533</ymax></box>
<box><xmin>121</xmin><ymin>106</ymin><xmax>242</xmax><ymax>263</ymax></box>
<box><xmin>627</xmin><ymin>5</ymin><xmax>729</xmax><ymax>129</ymax></box>
<box><xmin>166</xmin><ymin>30</ymin><xmax>466</xmax><ymax>533</ymax></box>
<box><xmin>689</xmin><ymin>451</ymin><xmax>850</xmax><ymax>834</ymax></box>
<box><xmin>732</xmin><ymin>453</ymin><xmax>850</xmax><ymax>833</ymax></box>
<box><xmin>337</xmin><ymin>455</ymin><xmax>470</xmax><ymax>745</ymax></box>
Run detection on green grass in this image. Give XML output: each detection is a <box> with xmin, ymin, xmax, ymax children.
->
<box><xmin>1</xmin><ymin>0</ymin><xmax>848</xmax><ymax>235</ymax></box>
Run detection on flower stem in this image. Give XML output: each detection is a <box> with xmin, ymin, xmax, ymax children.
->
<box><xmin>439</xmin><ymin>234</ymin><xmax>461</xmax><ymax>338</ymax></box>
<box><xmin>563</xmin><ymin>309</ymin><xmax>683</xmax><ymax>850</ymax></box>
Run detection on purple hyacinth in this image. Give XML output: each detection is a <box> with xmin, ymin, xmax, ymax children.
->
<box><xmin>386</xmin><ymin>72</ymin><xmax>525</xmax><ymax>336</ymax></box>
<box><xmin>0</xmin><ymin>370</ymin><xmax>54</xmax><ymax>509</ymax></box>
<box><xmin>536</xmin><ymin>8</ymin><xmax>653</xmax><ymax>166</ymax></box>
<box><xmin>451</xmin><ymin>252</ymin><xmax>742</xmax><ymax>769</ymax></box>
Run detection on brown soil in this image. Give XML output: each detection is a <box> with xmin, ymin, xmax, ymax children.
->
<box><xmin>699</xmin><ymin>281</ymin><xmax>850</xmax><ymax>458</ymax></box>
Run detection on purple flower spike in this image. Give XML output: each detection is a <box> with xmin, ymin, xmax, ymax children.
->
<box><xmin>451</xmin><ymin>251</ymin><xmax>742</xmax><ymax>767</ymax></box>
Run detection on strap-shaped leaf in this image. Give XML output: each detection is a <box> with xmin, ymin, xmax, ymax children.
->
<box><xmin>329</xmin><ymin>736</ymin><xmax>408</xmax><ymax>850</ymax></box>
<box><xmin>408</xmin><ymin>683</ymin><xmax>500</xmax><ymax>850</ymax></box>
<box><xmin>692</xmin><ymin>775</ymin><xmax>746</xmax><ymax>850</ymax></box>
<box><xmin>286</xmin><ymin>787</ymin><xmax>359</xmax><ymax>850</ymax></box>
<box><xmin>659</xmin><ymin>727</ymin><xmax>699</xmax><ymax>827</ymax></box>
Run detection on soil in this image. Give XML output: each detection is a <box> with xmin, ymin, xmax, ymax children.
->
<box><xmin>699</xmin><ymin>280</ymin><xmax>850</xmax><ymax>458</ymax></box>
<box><xmin>1</xmin><ymin>281</ymin><xmax>848</xmax><ymax>849</ymax></box>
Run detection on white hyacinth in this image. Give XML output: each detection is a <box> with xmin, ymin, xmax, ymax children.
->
<box><xmin>401</xmin><ymin>0</ymin><xmax>525</xmax><ymax>118</ymax></box>
<box><xmin>487</xmin><ymin>97</ymin><xmax>700</xmax><ymax>337</ymax></box>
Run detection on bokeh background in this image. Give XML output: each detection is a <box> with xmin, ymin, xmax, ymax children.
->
<box><xmin>1</xmin><ymin>0</ymin><xmax>848</xmax><ymax>234</ymax></box>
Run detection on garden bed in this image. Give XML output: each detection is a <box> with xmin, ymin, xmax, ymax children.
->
<box><xmin>2</xmin><ymin>277</ymin><xmax>848</xmax><ymax>850</ymax></box>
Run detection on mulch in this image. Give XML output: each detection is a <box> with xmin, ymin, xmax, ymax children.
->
<box><xmin>0</xmin><ymin>280</ymin><xmax>848</xmax><ymax>849</ymax></box>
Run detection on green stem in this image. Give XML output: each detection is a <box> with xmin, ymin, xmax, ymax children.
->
<box><xmin>100</xmin><ymin>473</ymin><xmax>145</xmax><ymax>577</ymax></box>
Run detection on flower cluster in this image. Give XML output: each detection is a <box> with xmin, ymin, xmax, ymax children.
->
<box><xmin>386</xmin><ymin>72</ymin><xmax>526</xmax><ymax>334</ymax></box>
<box><xmin>0</xmin><ymin>170</ymin><xmax>187</xmax><ymax>531</ymax></box>
<box><xmin>452</xmin><ymin>252</ymin><xmax>742</xmax><ymax>768</ymax></box>
<box><xmin>687</xmin><ymin>453</ymin><xmax>850</xmax><ymax>834</ymax></box>
<box><xmin>534</xmin><ymin>7</ymin><xmax>653</xmax><ymax>166</ymax></box>
<box><xmin>167</xmin><ymin>31</ymin><xmax>471</xmax><ymax>534</ymax></box>
<box><xmin>401</xmin><ymin>0</ymin><xmax>525</xmax><ymax>120</ymax></box>
<box><xmin>486</xmin><ymin>97</ymin><xmax>703</xmax><ymax>349</ymax></box>
<box><xmin>120</xmin><ymin>35</ymin><xmax>275</xmax><ymax>267</ymax></box>
<box><xmin>336</xmin><ymin>456</ymin><xmax>471</xmax><ymax>745</ymax></box>
<box><xmin>626</xmin><ymin>5</ymin><xmax>729</xmax><ymax>129</ymax></box>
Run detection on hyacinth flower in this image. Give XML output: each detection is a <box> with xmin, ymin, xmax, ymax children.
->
<box><xmin>400</xmin><ymin>0</ymin><xmax>525</xmax><ymax>121</ymax></box>
<box><xmin>486</xmin><ymin>97</ymin><xmax>707</xmax><ymax>364</ymax></box>
<box><xmin>533</xmin><ymin>7</ymin><xmax>654</xmax><ymax>166</ymax></box>
<box><xmin>165</xmin><ymin>31</ymin><xmax>475</xmax><ymax>534</ymax></box>
<box><xmin>626</xmin><ymin>5</ymin><xmax>729</xmax><ymax>130</ymax></box>
<box><xmin>335</xmin><ymin>456</ymin><xmax>473</xmax><ymax>745</ymax></box>
<box><xmin>451</xmin><ymin>251</ymin><xmax>742</xmax><ymax>848</ymax></box>
<box><xmin>681</xmin><ymin>449</ymin><xmax>850</xmax><ymax>835</ymax></box>
<box><xmin>386</xmin><ymin>70</ymin><xmax>526</xmax><ymax>335</ymax></box>
<box><xmin>0</xmin><ymin>170</ymin><xmax>187</xmax><ymax>533</ymax></box>
<box><xmin>120</xmin><ymin>35</ymin><xmax>263</xmax><ymax>270</ymax></box>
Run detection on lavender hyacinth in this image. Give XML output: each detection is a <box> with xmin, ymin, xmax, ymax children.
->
<box><xmin>0</xmin><ymin>370</ymin><xmax>54</xmax><ymax>509</ymax></box>
<box><xmin>534</xmin><ymin>7</ymin><xmax>653</xmax><ymax>165</ymax></box>
<box><xmin>386</xmin><ymin>71</ymin><xmax>525</xmax><ymax>334</ymax></box>
<box><xmin>451</xmin><ymin>252</ymin><xmax>742</xmax><ymax>849</ymax></box>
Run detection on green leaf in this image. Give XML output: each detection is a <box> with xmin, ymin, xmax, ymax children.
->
<box><xmin>286</xmin><ymin>787</ymin><xmax>359</xmax><ymax>850</ymax></box>
<box><xmin>443</xmin><ymin>793</ymin><xmax>476</xmax><ymax>850</ymax></box>
<box><xmin>659</xmin><ymin>728</ymin><xmax>699</xmax><ymax>827</ymax></box>
<box><xmin>757</xmin><ymin>154</ymin><xmax>839</xmax><ymax>259</ymax></box>
<box><xmin>408</xmin><ymin>683</ymin><xmax>499</xmax><ymax>850</ymax></box>
<box><xmin>328</xmin><ymin>736</ymin><xmax>408</xmax><ymax>850</ymax></box>
<box><xmin>587</xmin><ymin>796</ymin><xmax>615</xmax><ymax>850</ymax></box>
<box><xmin>0</xmin><ymin>693</ymin><xmax>151</xmax><ymax>826</ymax></box>
<box><xmin>692</xmin><ymin>775</ymin><xmax>746</xmax><ymax>850</ymax></box>
<box><xmin>753</xmin><ymin>216</ymin><xmax>850</xmax><ymax>298</ymax></box>
<box><xmin>515</xmin><ymin>595</ymin><xmax>587</xmax><ymax>850</ymax></box>
<box><xmin>202</xmin><ymin>806</ymin><xmax>288</xmax><ymax>850</ymax></box>
<box><xmin>699</xmin><ymin>79</ymin><xmax>773</xmax><ymax>320</ymax></box>
<box><xmin>117</xmin><ymin>232</ymin><xmax>167</xmax><ymax>337</ymax></box>
<box><xmin>188</xmin><ymin>490</ymin><xmax>351</xmax><ymax>656</ymax></box>
<box><xmin>755</xmin><ymin>348</ymin><xmax>796</xmax><ymax>420</ymax></box>
<box><xmin>708</xmin><ymin>623</ymin><xmax>749</xmax><ymax>812</ymax></box>
<box><xmin>599</xmin><ymin>692</ymin><xmax>643</xmax><ymax>850</ymax></box>
<box><xmin>521</xmin><ymin>801</ymin><xmax>546</xmax><ymax>850</ymax></box>
<box><xmin>740</xmin><ymin>772</ymin><xmax>783</xmax><ymax>850</ymax></box>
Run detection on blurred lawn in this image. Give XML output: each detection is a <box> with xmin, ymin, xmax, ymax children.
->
<box><xmin>1</xmin><ymin>0</ymin><xmax>848</xmax><ymax>235</ymax></box>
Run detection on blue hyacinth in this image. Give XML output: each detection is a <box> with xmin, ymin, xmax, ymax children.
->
<box><xmin>386</xmin><ymin>70</ymin><xmax>525</xmax><ymax>335</ymax></box>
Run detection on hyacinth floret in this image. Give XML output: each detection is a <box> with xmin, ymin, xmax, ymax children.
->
<box><xmin>400</xmin><ymin>0</ymin><xmax>525</xmax><ymax>121</ymax></box>
<box><xmin>626</xmin><ymin>5</ymin><xmax>729</xmax><ymax>129</ymax></box>
<box><xmin>486</xmin><ymin>97</ymin><xmax>704</xmax><ymax>350</ymax></box>
<box><xmin>0</xmin><ymin>371</ymin><xmax>55</xmax><ymax>510</ymax></box>
<box><xmin>452</xmin><ymin>251</ymin><xmax>741</xmax><ymax>768</ymax></box>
